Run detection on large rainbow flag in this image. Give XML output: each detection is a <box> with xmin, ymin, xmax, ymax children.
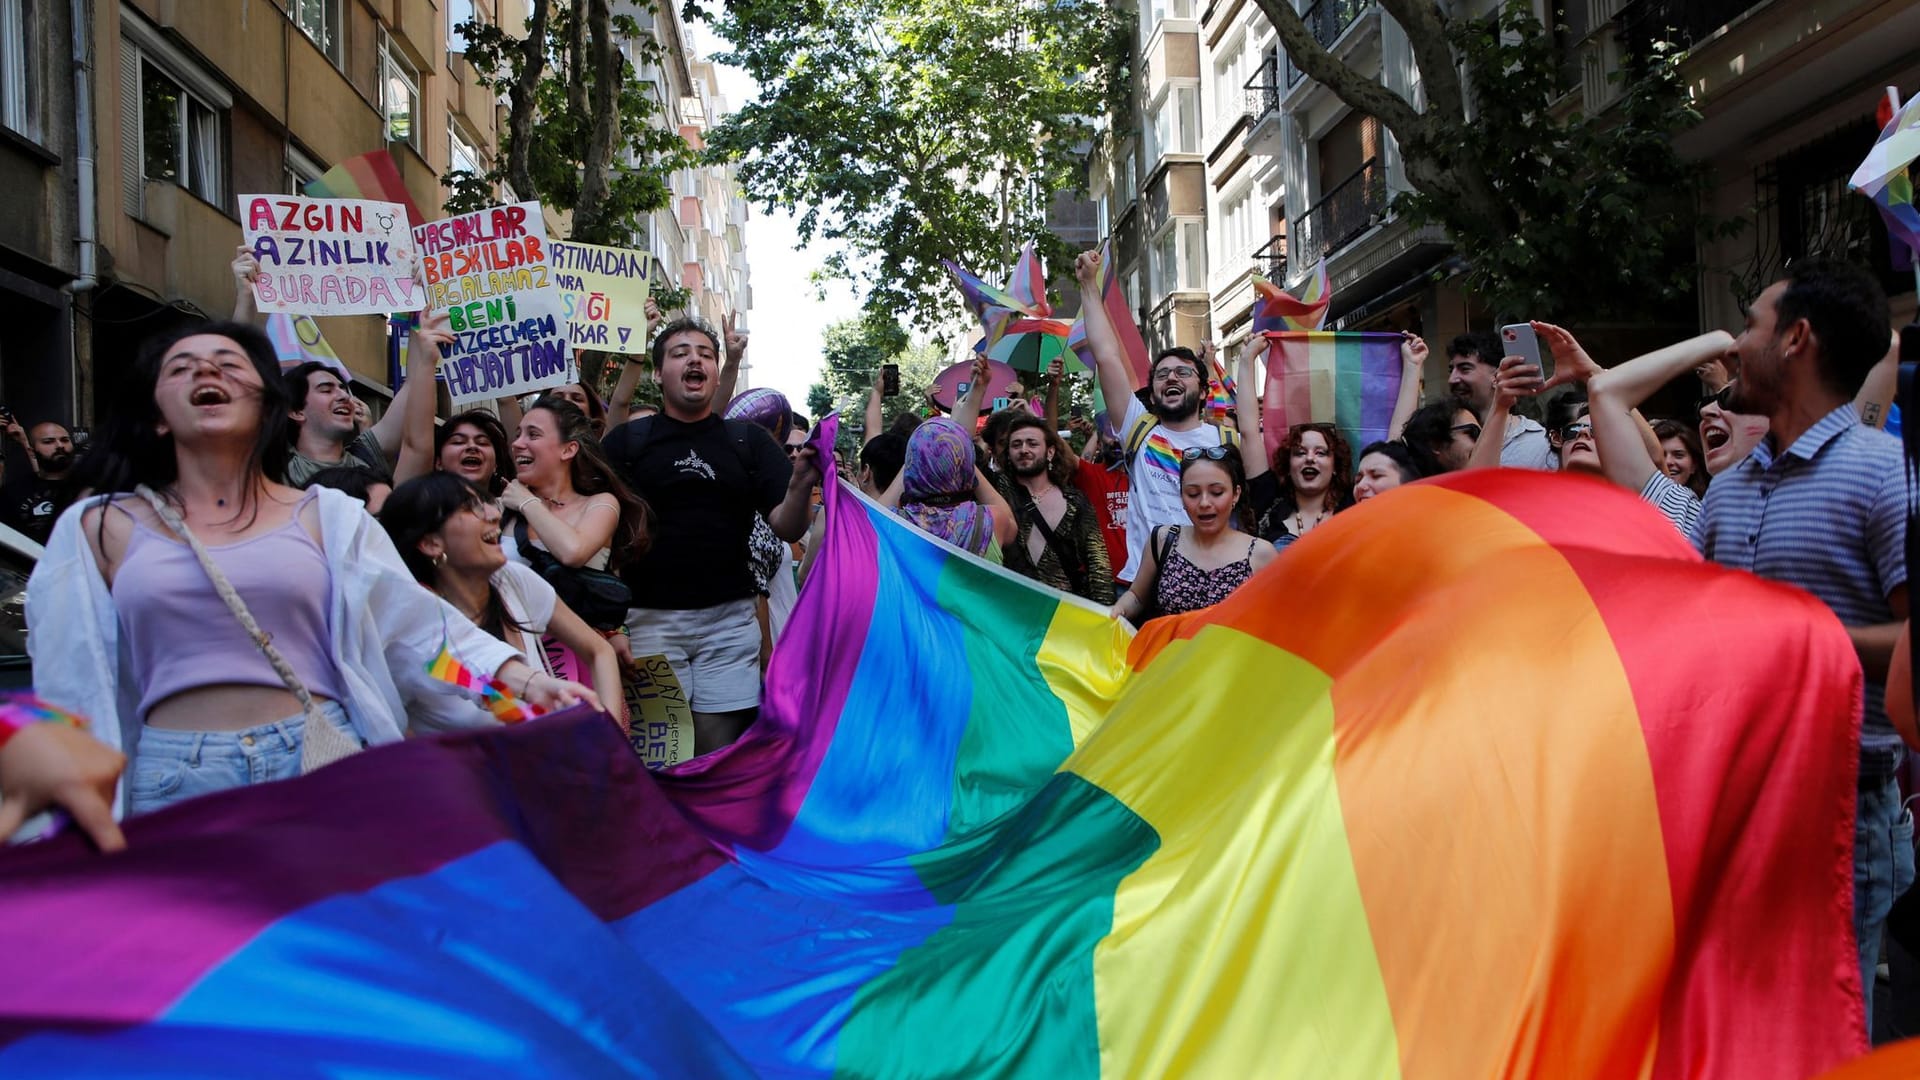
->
<box><xmin>0</xmin><ymin>419</ymin><xmax>1872</xmax><ymax>1076</ymax></box>
<box><xmin>1261</xmin><ymin>329</ymin><xmax>1406</xmax><ymax>461</ymax></box>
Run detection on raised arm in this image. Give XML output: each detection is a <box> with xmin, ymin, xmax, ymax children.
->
<box><xmin>1466</xmin><ymin>357</ymin><xmax>1541</xmax><ymax>471</ymax></box>
<box><xmin>1236</xmin><ymin>336</ymin><xmax>1272</xmax><ymax>480</ymax></box>
<box><xmin>718</xmin><ymin>312</ymin><xmax>746</xmax><ymax>408</ymax></box>
<box><xmin>1044</xmin><ymin>357</ymin><xmax>1064</xmax><ymax>433</ymax></box>
<box><xmin>951</xmin><ymin>355</ymin><xmax>992</xmax><ymax>434</ymax></box>
<box><xmin>1579</xmin><ymin>327</ymin><xmax>1734</xmax><ymax>492</ymax></box>
<box><xmin>605</xmin><ymin>297</ymin><xmax>663</xmax><ymax>428</ymax></box>
<box><xmin>1075</xmin><ymin>250</ymin><xmax>1137</xmax><ymax>421</ymax></box>
<box><xmin>391</xmin><ymin>309</ymin><xmax>454</xmax><ymax>486</ymax></box>
<box><xmin>231</xmin><ymin>245</ymin><xmax>260</xmax><ymax>323</ymax></box>
<box><xmin>974</xmin><ymin>467</ymin><xmax>1018</xmax><ymax>548</ymax></box>
<box><xmin>1389</xmin><ymin>332</ymin><xmax>1426</xmax><ymax>440</ymax></box>
<box><xmin>368</xmin><ymin>317</ymin><xmax>441</xmax><ymax>466</ymax></box>
<box><xmin>1856</xmin><ymin>330</ymin><xmax>1900</xmax><ymax>429</ymax></box>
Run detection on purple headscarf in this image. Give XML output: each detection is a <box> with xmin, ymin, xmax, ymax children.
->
<box><xmin>895</xmin><ymin>418</ymin><xmax>994</xmax><ymax>555</ymax></box>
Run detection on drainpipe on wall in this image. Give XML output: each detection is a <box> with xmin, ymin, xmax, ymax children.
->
<box><xmin>65</xmin><ymin>0</ymin><xmax>99</xmax><ymax>423</ymax></box>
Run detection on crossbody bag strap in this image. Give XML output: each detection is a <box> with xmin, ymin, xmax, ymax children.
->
<box><xmin>1025</xmin><ymin>496</ymin><xmax>1088</xmax><ymax>592</ymax></box>
<box><xmin>133</xmin><ymin>485</ymin><xmax>359</xmax><ymax>773</ymax></box>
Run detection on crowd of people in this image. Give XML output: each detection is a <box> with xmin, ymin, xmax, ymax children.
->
<box><xmin>0</xmin><ymin>242</ymin><xmax>1912</xmax><ymax>1039</ymax></box>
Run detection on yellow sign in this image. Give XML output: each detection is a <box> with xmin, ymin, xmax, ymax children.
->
<box><xmin>547</xmin><ymin>240</ymin><xmax>653</xmax><ymax>355</ymax></box>
<box><xmin>625</xmin><ymin>653</ymin><xmax>693</xmax><ymax>769</ymax></box>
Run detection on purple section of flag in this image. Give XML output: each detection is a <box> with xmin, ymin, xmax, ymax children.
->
<box><xmin>654</xmin><ymin>414</ymin><xmax>880</xmax><ymax>853</ymax></box>
<box><xmin>0</xmin><ymin>710</ymin><xmax>723</xmax><ymax>1045</ymax></box>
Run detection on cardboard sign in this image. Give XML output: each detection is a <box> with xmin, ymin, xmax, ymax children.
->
<box><xmin>241</xmin><ymin>195</ymin><xmax>419</xmax><ymax>316</ymax></box>
<box><xmin>547</xmin><ymin>240</ymin><xmax>653</xmax><ymax>355</ymax></box>
<box><xmin>625</xmin><ymin>654</ymin><xmax>694</xmax><ymax>769</ymax></box>
<box><xmin>414</xmin><ymin>201</ymin><xmax>574</xmax><ymax>405</ymax></box>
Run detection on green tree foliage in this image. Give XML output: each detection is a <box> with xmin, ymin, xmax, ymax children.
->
<box><xmin>1256</xmin><ymin>0</ymin><xmax>1727</xmax><ymax>322</ymax></box>
<box><xmin>701</xmin><ymin>0</ymin><xmax>1126</xmax><ymax>329</ymax></box>
<box><xmin>806</xmin><ymin>314</ymin><xmax>946</xmax><ymax>450</ymax></box>
<box><xmin>450</xmin><ymin>1</ymin><xmax>702</xmax><ymax>387</ymax></box>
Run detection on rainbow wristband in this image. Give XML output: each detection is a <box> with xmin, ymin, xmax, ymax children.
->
<box><xmin>0</xmin><ymin>696</ymin><xmax>88</xmax><ymax>753</ymax></box>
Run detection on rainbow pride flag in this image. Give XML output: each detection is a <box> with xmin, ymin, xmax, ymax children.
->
<box><xmin>0</xmin><ymin>419</ymin><xmax>1869</xmax><ymax>1076</ymax></box>
<box><xmin>425</xmin><ymin>636</ymin><xmax>542</xmax><ymax>723</ymax></box>
<box><xmin>304</xmin><ymin>149</ymin><xmax>426</xmax><ymax>228</ymax></box>
<box><xmin>1066</xmin><ymin>239</ymin><xmax>1152</xmax><ymax>389</ymax></box>
<box><xmin>1261</xmin><ymin>329</ymin><xmax>1405</xmax><ymax>462</ymax></box>
<box><xmin>262</xmin><ymin>312</ymin><xmax>351</xmax><ymax>381</ymax></box>
<box><xmin>1851</xmin><ymin>90</ymin><xmax>1920</xmax><ymax>266</ymax></box>
<box><xmin>1251</xmin><ymin>259</ymin><xmax>1332</xmax><ymax>334</ymax></box>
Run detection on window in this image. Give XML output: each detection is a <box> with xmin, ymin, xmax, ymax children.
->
<box><xmin>0</xmin><ymin>0</ymin><xmax>32</xmax><ymax>138</ymax></box>
<box><xmin>448</xmin><ymin>0</ymin><xmax>476</xmax><ymax>55</ymax></box>
<box><xmin>290</xmin><ymin>0</ymin><xmax>342</xmax><ymax>66</ymax></box>
<box><xmin>1216</xmin><ymin>185</ymin><xmax>1257</xmax><ymax>268</ymax></box>
<box><xmin>1146</xmin><ymin>84</ymin><xmax>1200</xmax><ymax>161</ymax></box>
<box><xmin>449</xmin><ymin>120</ymin><xmax>482</xmax><ymax>178</ymax></box>
<box><xmin>1151</xmin><ymin>217</ymin><xmax>1207</xmax><ymax>296</ymax></box>
<box><xmin>285</xmin><ymin>144</ymin><xmax>323</xmax><ymax>195</ymax></box>
<box><xmin>379</xmin><ymin>33</ymin><xmax>420</xmax><ymax>149</ymax></box>
<box><xmin>1211</xmin><ymin>33</ymin><xmax>1253</xmax><ymax>133</ymax></box>
<box><xmin>141</xmin><ymin>62</ymin><xmax>225</xmax><ymax>204</ymax></box>
<box><xmin>1141</xmin><ymin>0</ymin><xmax>1195</xmax><ymax>34</ymax></box>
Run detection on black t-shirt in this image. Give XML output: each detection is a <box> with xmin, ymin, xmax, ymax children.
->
<box><xmin>601</xmin><ymin>413</ymin><xmax>792</xmax><ymax>610</ymax></box>
<box><xmin>0</xmin><ymin>472</ymin><xmax>71</xmax><ymax>545</ymax></box>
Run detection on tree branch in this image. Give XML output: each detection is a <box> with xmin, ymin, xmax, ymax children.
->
<box><xmin>1378</xmin><ymin>0</ymin><xmax>1466</xmax><ymax>125</ymax></box>
<box><xmin>1248</xmin><ymin>0</ymin><xmax>1424</xmax><ymax>139</ymax></box>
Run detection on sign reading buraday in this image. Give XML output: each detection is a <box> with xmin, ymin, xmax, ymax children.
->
<box><xmin>241</xmin><ymin>196</ymin><xmax>419</xmax><ymax>316</ymax></box>
<box><xmin>547</xmin><ymin>240</ymin><xmax>653</xmax><ymax>355</ymax></box>
<box><xmin>413</xmin><ymin>201</ymin><xmax>573</xmax><ymax>405</ymax></box>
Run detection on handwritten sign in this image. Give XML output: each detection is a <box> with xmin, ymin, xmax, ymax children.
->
<box><xmin>241</xmin><ymin>195</ymin><xmax>419</xmax><ymax>316</ymax></box>
<box><xmin>414</xmin><ymin>201</ymin><xmax>573</xmax><ymax>405</ymax></box>
<box><xmin>547</xmin><ymin>240</ymin><xmax>653</xmax><ymax>355</ymax></box>
<box><xmin>625</xmin><ymin>654</ymin><xmax>693</xmax><ymax>769</ymax></box>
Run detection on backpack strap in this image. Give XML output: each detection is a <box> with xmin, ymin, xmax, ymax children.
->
<box><xmin>1123</xmin><ymin>412</ymin><xmax>1159</xmax><ymax>465</ymax></box>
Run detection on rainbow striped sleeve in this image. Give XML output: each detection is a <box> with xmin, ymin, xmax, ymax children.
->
<box><xmin>0</xmin><ymin>419</ymin><xmax>1870</xmax><ymax>1077</ymax></box>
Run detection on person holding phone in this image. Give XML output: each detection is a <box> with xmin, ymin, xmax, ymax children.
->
<box><xmin>1446</xmin><ymin>331</ymin><xmax>1554</xmax><ymax>469</ymax></box>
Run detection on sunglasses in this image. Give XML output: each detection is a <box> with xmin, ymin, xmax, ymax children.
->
<box><xmin>1696</xmin><ymin>381</ymin><xmax>1737</xmax><ymax>412</ymax></box>
<box><xmin>1557</xmin><ymin>421</ymin><xmax>1592</xmax><ymax>441</ymax></box>
<box><xmin>1156</xmin><ymin>365</ymin><xmax>1199</xmax><ymax>381</ymax></box>
<box><xmin>1451</xmin><ymin>422</ymin><xmax>1482</xmax><ymax>441</ymax></box>
<box><xmin>1180</xmin><ymin>445</ymin><xmax>1233</xmax><ymax>462</ymax></box>
<box><xmin>786</xmin><ymin>444</ymin><xmax>804</xmax><ymax>457</ymax></box>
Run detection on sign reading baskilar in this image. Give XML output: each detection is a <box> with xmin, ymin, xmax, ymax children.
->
<box><xmin>414</xmin><ymin>201</ymin><xmax>574</xmax><ymax>405</ymax></box>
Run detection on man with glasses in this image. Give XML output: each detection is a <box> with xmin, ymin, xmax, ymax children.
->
<box><xmin>1694</xmin><ymin>259</ymin><xmax>1907</xmax><ymax>1032</ymax></box>
<box><xmin>1448</xmin><ymin>331</ymin><xmax>1554</xmax><ymax>469</ymax></box>
<box><xmin>1075</xmin><ymin>250</ymin><xmax>1240</xmax><ymax>586</ymax></box>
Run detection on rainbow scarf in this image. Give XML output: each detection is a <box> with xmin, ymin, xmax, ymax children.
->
<box><xmin>425</xmin><ymin>636</ymin><xmax>542</xmax><ymax>723</ymax></box>
<box><xmin>0</xmin><ymin>418</ymin><xmax>1869</xmax><ymax>1076</ymax></box>
<box><xmin>1261</xmin><ymin>329</ymin><xmax>1405</xmax><ymax>462</ymax></box>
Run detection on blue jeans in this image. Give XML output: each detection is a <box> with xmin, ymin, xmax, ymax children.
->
<box><xmin>1857</xmin><ymin>754</ymin><xmax>1915</xmax><ymax>1033</ymax></box>
<box><xmin>128</xmin><ymin>701</ymin><xmax>354</xmax><ymax>816</ymax></box>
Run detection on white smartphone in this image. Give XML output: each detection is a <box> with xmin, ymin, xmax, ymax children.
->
<box><xmin>1499</xmin><ymin>323</ymin><xmax>1552</xmax><ymax>382</ymax></box>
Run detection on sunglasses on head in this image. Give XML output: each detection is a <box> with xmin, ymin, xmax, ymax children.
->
<box><xmin>1180</xmin><ymin>445</ymin><xmax>1233</xmax><ymax>462</ymax></box>
<box><xmin>1696</xmin><ymin>381</ymin><xmax>1737</xmax><ymax>412</ymax></box>
<box><xmin>1451</xmin><ymin>422</ymin><xmax>1482</xmax><ymax>441</ymax></box>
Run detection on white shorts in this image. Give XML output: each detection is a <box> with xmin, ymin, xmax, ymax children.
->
<box><xmin>625</xmin><ymin>598</ymin><xmax>762</xmax><ymax>714</ymax></box>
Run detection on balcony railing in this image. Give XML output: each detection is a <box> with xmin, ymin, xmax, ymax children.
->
<box><xmin>1277</xmin><ymin>0</ymin><xmax>1369</xmax><ymax>87</ymax></box>
<box><xmin>1244</xmin><ymin>52</ymin><xmax>1281</xmax><ymax>121</ymax></box>
<box><xmin>1619</xmin><ymin>0</ymin><xmax>1764</xmax><ymax>51</ymax></box>
<box><xmin>1292</xmin><ymin>157</ymin><xmax>1388</xmax><ymax>261</ymax></box>
<box><xmin>1252</xmin><ymin>234</ymin><xmax>1288</xmax><ymax>281</ymax></box>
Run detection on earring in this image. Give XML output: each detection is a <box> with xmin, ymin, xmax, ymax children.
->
<box><xmin>434</xmin><ymin>552</ymin><xmax>447</xmax><ymax>567</ymax></box>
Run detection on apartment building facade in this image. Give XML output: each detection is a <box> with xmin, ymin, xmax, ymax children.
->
<box><xmin>1</xmin><ymin>0</ymin><xmax>755</xmax><ymax>430</ymax></box>
<box><xmin>1096</xmin><ymin>0</ymin><xmax>1917</xmax><ymax>389</ymax></box>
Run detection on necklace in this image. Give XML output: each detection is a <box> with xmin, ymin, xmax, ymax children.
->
<box><xmin>1290</xmin><ymin>505</ymin><xmax>1332</xmax><ymax>534</ymax></box>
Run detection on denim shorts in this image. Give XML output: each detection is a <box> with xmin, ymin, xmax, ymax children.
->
<box><xmin>128</xmin><ymin>701</ymin><xmax>355</xmax><ymax>816</ymax></box>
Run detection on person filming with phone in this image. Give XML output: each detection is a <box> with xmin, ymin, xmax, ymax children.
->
<box><xmin>1447</xmin><ymin>331</ymin><xmax>1554</xmax><ymax>469</ymax></box>
<box><xmin>1</xmin><ymin>414</ymin><xmax>80</xmax><ymax>544</ymax></box>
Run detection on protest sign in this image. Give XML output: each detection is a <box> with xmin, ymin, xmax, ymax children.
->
<box><xmin>414</xmin><ymin>201</ymin><xmax>573</xmax><ymax>405</ymax></box>
<box><xmin>547</xmin><ymin>240</ymin><xmax>653</xmax><ymax>354</ymax></box>
<box><xmin>241</xmin><ymin>195</ymin><xmax>419</xmax><ymax>316</ymax></box>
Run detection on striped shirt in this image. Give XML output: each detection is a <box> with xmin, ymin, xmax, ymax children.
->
<box><xmin>1639</xmin><ymin>471</ymin><xmax>1703</xmax><ymax>536</ymax></box>
<box><xmin>1692</xmin><ymin>404</ymin><xmax>1907</xmax><ymax>751</ymax></box>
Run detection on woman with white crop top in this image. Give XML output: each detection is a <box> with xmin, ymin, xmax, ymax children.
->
<box><xmin>25</xmin><ymin>321</ymin><xmax>599</xmax><ymax>819</ymax></box>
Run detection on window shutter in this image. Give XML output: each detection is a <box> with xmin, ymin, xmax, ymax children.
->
<box><xmin>119</xmin><ymin>42</ymin><xmax>142</xmax><ymax>217</ymax></box>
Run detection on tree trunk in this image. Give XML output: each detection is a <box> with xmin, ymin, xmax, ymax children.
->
<box><xmin>572</xmin><ymin>0</ymin><xmax>626</xmax><ymax>392</ymax></box>
<box><xmin>503</xmin><ymin>1</ymin><xmax>551</xmax><ymax>200</ymax></box>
